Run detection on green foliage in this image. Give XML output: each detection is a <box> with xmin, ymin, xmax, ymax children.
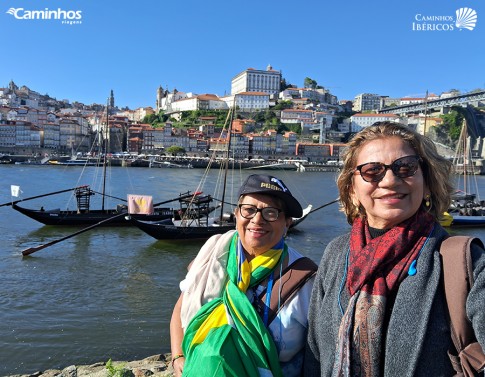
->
<box><xmin>106</xmin><ymin>359</ymin><xmax>131</xmax><ymax>377</ymax></box>
<box><xmin>141</xmin><ymin>111</ymin><xmax>167</xmax><ymax>125</ymax></box>
<box><xmin>304</xmin><ymin>77</ymin><xmax>318</xmax><ymax>89</ymax></box>
<box><xmin>438</xmin><ymin>110</ymin><xmax>464</xmax><ymax>146</ymax></box>
<box><xmin>178</xmin><ymin>109</ymin><xmax>229</xmax><ymax>126</ymax></box>
<box><xmin>166</xmin><ymin>145</ymin><xmax>186</xmax><ymax>155</ymax></box>
<box><xmin>142</xmin><ymin>113</ymin><xmax>158</xmax><ymax>124</ymax></box>
<box><xmin>280</xmin><ymin>78</ymin><xmax>292</xmax><ymax>91</ymax></box>
<box><xmin>280</xmin><ymin>123</ymin><xmax>301</xmax><ymax>134</ymax></box>
<box><xmin>288</xmin><ymin>124</ymin><xmax>302</xmax><ymax>134</ymax></box>
<box><xmin>272</xmin><ymin>100</ymin><xmax>292</xmax><ymax>110</ymax></box>
<box><xmin>277</xmin><ymin>124</ymin><xmax>289</xmax><ymax>133</ymax></box>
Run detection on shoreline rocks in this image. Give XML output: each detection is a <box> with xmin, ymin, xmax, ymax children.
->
<box><xmin>6</xmin><ymin>354</ymin><xmax>175</xmax><ymax>377</ymax></box>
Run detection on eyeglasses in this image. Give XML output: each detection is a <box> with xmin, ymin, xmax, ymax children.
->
<box><xmin>238</xmin><ymin>204</ymin><xmax>283</xmax><ymax>222</ymax></box>
<box><xmin>354</xmin><ymin>155</ymin><xmax>422</xmax><ymax>183</ymax></box>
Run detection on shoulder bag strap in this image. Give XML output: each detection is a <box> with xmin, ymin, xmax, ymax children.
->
<box><xmin>258</xmin><ymin>256</ymin><xmax>317</xmax><ymax>325</ymax></box>
<box><xmin>440</xmin><ymin>235</ymin><xmax>485</xmax><ymax>376</ymax></box>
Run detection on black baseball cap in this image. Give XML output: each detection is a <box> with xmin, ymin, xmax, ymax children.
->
<box><xmin>237</xmin><ymin>174</ymin><xmax>303</xmax><ymax>217</ymax></box>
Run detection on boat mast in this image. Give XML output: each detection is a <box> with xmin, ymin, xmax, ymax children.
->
<box><xmin>101</xmin><ymin>99</ymin><xmax>109</xmax><ymax>211</ymax></box>
<box><xmin>453</xmin><ymin>119</ymin><xmax>469</xmax><ymax>193</ymax></box>
<box><xmin>219</xmin><ymin>103</ymin><xmax>235</xmax><ymax>222</ymax></box>
<box><xmin>463</xmin><ymin>119</ymin><xmax>469</xmax><ymax>191</ymax></box>
<box><xmin>423</xmin><ymin>90</ymin><xmax>429</xmax><ymax>136</ymax></box>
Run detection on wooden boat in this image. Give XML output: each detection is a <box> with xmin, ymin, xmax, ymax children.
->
<box><xmin>130</xmin><ymin>190</ymin><xmax>236</xmax><ymax>240</ymax></box>
<box><xmin>131</xmin><ymin>201</ymin><xmax>312</xmax><ymax>240</ymax></box>
<box><xmin>443</xmin><ymin>191</ymin><xmax>485</xmax><ymax>227</ymax></box>
<box><xmin>244</xmin><ymin>162</ymin><xmax>298</xmax><ymax>171</ymax></box>
<box><xmin>11</xmin><ymin>203</ymin><xmax>173</xmax><ymax>226</ymax></box>
<box><xmin>445</xmin><ymin>214</ymin><xmax>485</xmax><ymax>227</ymax></box>
<box><xmin>10</xmin><ymin>186</ymin><xmax>201</xmax><ymax>226</ymax></box>
<box><xmin>290</xmin><ymin>204</ymin><xmax>313</xmax><ymax>228</ymax></box>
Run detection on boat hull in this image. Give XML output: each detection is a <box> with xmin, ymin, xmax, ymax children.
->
<box><xmin>450</xmin><ymin>215</ymin><xmax>485</xmax><ymax>227</ymax></box>
<box><xmin>131</xmin><ymin>218</ymin><xmax>235</xmax><ymax>240</ymax></box>
<box><xmin>12</xmin><ymin>204</ymin><xmax>174</xmax><ymax>226</ymax></box>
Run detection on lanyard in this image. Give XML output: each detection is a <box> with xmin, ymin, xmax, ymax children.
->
<box><xmin>262</xmin><ymin>272</ymin><xmax>274</xmax><ymax>327</ymax></box>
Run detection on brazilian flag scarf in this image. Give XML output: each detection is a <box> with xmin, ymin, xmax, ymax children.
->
<box><xmin>181</xmin><ymin>233</ymin><xmax>287</xmax><ymax>377</ymax></box>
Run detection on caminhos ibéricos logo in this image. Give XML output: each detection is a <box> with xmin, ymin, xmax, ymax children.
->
<box><xmin>6</xmin><ymin>7</ymin><xmax>82</xmax><ymax>25</ymax></box>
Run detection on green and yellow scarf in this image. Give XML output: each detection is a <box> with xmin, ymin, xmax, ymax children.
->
<box><xmin>182</xmin><ymin>233</ymin><xmax>287</xmax><ymax>377</ymax></box>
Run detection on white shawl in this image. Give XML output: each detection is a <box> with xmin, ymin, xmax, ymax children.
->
<box><xmin>180</xmin><ymin>230</ymin><xmax>236</xmax><ymax>329</ymax></box>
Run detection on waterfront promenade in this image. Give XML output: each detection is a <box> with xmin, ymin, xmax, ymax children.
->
<box><xmin>0</xmin><ymin>153</ymin><xmax>342</xmax><ymax>171</ymax></box>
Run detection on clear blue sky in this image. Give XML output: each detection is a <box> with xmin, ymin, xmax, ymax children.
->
<box><xmin>1</xmin><ymin>0</ymin><xmax>483</xmax><ymax>109</ymax></box>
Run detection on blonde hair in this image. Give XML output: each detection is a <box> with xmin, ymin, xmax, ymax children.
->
<box><xmin>337</xmin><ymin>122</ymin><xmax>453</xmax><ymax>224</ymax></box>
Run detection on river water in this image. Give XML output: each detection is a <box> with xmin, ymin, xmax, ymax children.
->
<box><xmin>1</xmin><ymin>164</ymin><xmax>484</xmax><ymax>375</ymax></box>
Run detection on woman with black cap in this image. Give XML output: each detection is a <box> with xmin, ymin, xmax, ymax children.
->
<box><xmin>170</xmin><ymin>174</ymin><xmax>317</xmax><ymax>377</ymax></box>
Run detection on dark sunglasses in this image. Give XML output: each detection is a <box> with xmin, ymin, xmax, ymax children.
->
<box><xmin>354</xmin><ymin>155</ymin><xmax>422</xmax><ymax>183</ymax></box>
<box><xmin>238</xmin><ymin>204</ymin><xmax>283</xmax><ymax>222</ymax></box>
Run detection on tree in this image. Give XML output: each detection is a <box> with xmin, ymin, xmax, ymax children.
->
<box><xmin>277</xmin><ymin>124</ymin><xmax>289</xmax><ymax>133</ymax></box>
<box><xmin>437</xmin><ymin>110</ymin><xmax>463</xmax><ymax>147</ymax></box>
<box><xmin>304</xmin><ymin>77</ymin><xmax>317</xmax><ymax>89</ymax></box>
<box><xmin>273</xmin><ymin>100</ymin><xmax>292</xmax><ymax>110</ymax></box>
<box><xmin>280</xmin><ymin>78</ymin><xmax>292</xmax><ymax>91</ymax></box>
<box><xmin>166</xmin><ymin>146</ymin><xmax>186</xmax><ymax>156</ymax></box>
<box><xmin>142</xmin><ymin>113</ymin><xmax>159</xmax><ymax>124</ymax></box>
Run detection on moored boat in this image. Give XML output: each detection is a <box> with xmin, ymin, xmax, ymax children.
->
<box><xmin>48</xmin><ymin>159</ymin><xmax>100</xmax><ymax>166</ymax></box>
<box><xmin>131</xmin><ymin>203</ymin><xmax>312</xmax><ymax>241</ymax></box>
<box><xmin>445</xmin><ymin>214</ymin><xmax>485</xmax><ymax>227</ymax></box>
<box><xmin>10</xmin><ymin>184</ymin><xmax>210</xmax><ymax>226</ymax></box>
<box><xmin>442</xmin><ymin>191</ymin><xmax>485</xmax><ymax>227</ymax></box>
<box><xmin>12</xmin><ymin>202</ymin><xmax>174</xmax><ymax>226</ymax></box>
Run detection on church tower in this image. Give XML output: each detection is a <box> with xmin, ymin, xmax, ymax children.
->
<box><xmin>8</xmin><ymin>80</ymin><xmax>18</xmax><ymax>92</ymax></box>
<box><xmin>109</xmin><ymin>90</ymin><xmax>115</xmax><ymax>108</ymax></box>
<box><xmin>156</xmin><ymin>85</ymin><xmax>164</xmax><ymax>112</ymax></box>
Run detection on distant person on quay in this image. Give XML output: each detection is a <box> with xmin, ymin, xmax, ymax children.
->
<box><xmin>304</xmin><ymin>122</ymin><xmax>485</xmax><ymax>376</ymax></box>
<box><xmin>170</xmin><ymin>174</ymin><xmax>317</xmax><ymax>377</ymax></box>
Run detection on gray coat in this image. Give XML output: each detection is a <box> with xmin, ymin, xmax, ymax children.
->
<box><xmin>304</xmin><ymin>224</ymin><xmax>485</xmax><ymax>376</ymax></box>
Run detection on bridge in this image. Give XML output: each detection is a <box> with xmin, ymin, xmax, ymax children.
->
<box><xmin>378</xmin><ymin>91</ymin><xmax>485</xmax><ymax>115</ymax></box>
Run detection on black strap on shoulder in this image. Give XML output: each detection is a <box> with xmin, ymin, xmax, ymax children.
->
<box><xmin>440</xmin><ymin>235</ymin><xmax>485</xmax><ymax>376</ymax></box>
<box><xmin>257</xmin><ymin>256</ymin><xmax>317</xmax><ymax>325</ymax></box>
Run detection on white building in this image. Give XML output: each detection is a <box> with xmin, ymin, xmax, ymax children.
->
<box><xmin>280</xmin><ymin>109</ymin><xmax>314</xmax><ymax>123</ymax></box>
<box><xmin>170</xmin><ymin>94</ymin><xmax>226</xmax><ymax>112</ymax></box>
<box><xmin>353</xmin><ymin>93</ymin><xmax>382</xmax><ymax>112</ymax></box>
<box><xmin>156</xmin><ymin>87</ymin><xmax>189</xmax><ymax>112</ymax></box>
<box><xmin>231</xmin><ymin>65</ymin><xmax>281</xmax><ymax>96</ymax></box>
<box><xmin>400</xmin><ymin>97</ymin><xmax>425</xmax><ymax>106</ymax></box>
<box><xmin>350</xmin><ymin>113</ymin><xmax>399</xmax><ymax>132</ymax></box>
<box><xmin>221</xmin><ymin>92</ymin><xmax>270</xmax><ymax>111</ymax></box>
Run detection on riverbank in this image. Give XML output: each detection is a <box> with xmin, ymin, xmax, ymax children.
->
<box><xmin>0</xmin><ymin>153</ymin><xmax>343</xmax><ymax>172</ymax></box>
<box><xmin>7</xmin><ymin>354</ymin><xmax>174</xmax><ymax>377</ymax></box>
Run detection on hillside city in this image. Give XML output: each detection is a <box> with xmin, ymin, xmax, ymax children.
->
<box><xmin>1</xmin><ymin>65</ymin><xmax>484</xmax><ymax>164</ymax></box>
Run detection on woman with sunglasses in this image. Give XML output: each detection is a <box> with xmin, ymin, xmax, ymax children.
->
<box><xmin>170</xmin><ymin>174</ymin><xmax>316</xmax><ymax>377</ymax></box>
<box><xmin>304</xmin><ymin>122</ymin><xmax>485</xmax><ymax>376</ymax></box>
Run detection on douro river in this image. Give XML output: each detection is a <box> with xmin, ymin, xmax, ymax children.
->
<box><xmin>0</xmin><ymin>164</ymin><xmax>484</xmax><ymax>375</ymax></box>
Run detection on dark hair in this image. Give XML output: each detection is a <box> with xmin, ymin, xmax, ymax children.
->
<box><xmin>337</xmin><ymin>121</ymin><xmax>453</xmax><ymax>224</ymax></box>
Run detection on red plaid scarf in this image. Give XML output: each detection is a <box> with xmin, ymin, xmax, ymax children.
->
<box><xmin>347</xmin><ymin>209</ymin><xmax>435</xmax><ymax>296</ymax></box>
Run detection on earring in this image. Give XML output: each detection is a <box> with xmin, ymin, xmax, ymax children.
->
<box><xmin>425</xmin><ymin>194</ymin><xmax>431</xmax><ymax>207</ymax></box>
